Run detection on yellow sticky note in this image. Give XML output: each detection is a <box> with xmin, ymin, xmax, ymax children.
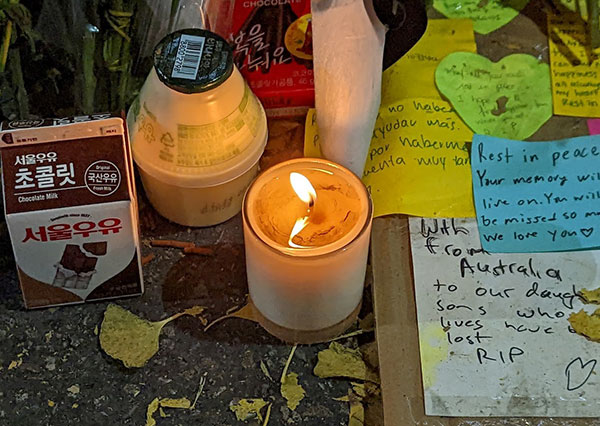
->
<box><xmin>303</xmin><ymin>99</ymin><xmax>476</xmax><ymax>218</ymax></box>
<box><xmin>365</xmin><ymin>98</ymin><xmax>475</xmax><ymax>217</ymax></box>
<box><xmin>548</xmin><ymin>14</ymin><xmax>600</xmax><ymax>117</ymax></box>
<box><xmin>304</xmin><ymin>108</ymin><xmax>322</xmax><ymax>158</ymax></box>
<box><xmin>381</xmin><ymin>19</ymin><xmax>476</xmax><ymax>104</ymax></box>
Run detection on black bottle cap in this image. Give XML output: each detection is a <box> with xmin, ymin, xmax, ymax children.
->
<box><xmin>153</xmin><ymin>28</ymin><xmax>234</xmax><ymax>94</ymax></box>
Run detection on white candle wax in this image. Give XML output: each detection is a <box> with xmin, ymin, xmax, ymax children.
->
<box><xmin>243</xmin><ymin>158</ymin><xmax>373</xmax><ymax>333</ymax></box>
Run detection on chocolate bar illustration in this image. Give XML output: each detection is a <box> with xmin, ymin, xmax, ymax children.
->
<box><xmin>53</xmin><ymin>243</ymin><xmax>107</xmax><ymax>289</ymax></box>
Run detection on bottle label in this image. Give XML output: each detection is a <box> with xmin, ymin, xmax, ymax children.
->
<box><xmin>171</xmin><ymin>34</ymin><xmax>206</xmax><ymax>80</ymax></box>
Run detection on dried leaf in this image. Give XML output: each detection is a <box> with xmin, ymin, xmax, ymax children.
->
<box><xmin>8</xmin><ymin>359</ymin><xmax>21</xmax><ymax>370</ymax></box>
<box><xmin>580</xmin><ymin>287</ymin><xmax>600</xmax><ymax>304</ymax></box>
<box><xmin>204</xmin><ymin>302</ymin><xmax>258</xmax><ymax>331</ymax></box>
<box><xmin>281</xmin><ymin>372</ymin><xmax>306</xmax><ymax>410</ymax></box>
<box><xmin>67</xmin><ymin>384</ymin><xmax>80</xmax><ymax>395</ymax></box>
<box><xmin>99</xmin><ymin>304</ymin><xmax>205</xmax><ymax>368</ymax></box>
<box><xmin>334</xmin><ymin>384</ymin><xmax>365</xmax><ymax>426</ymax></box>
<box><xmin>348</xmin><ymin>398</ymin><xmax>365</xmax><ymax>426</ymax></box>
<box><xmin>191</xmin><ymin>373</ymin><xmax>207</xmax><ymax>410</ymax></box>
<box><xmin>260</xmin><ymin>361</ymin><xmax>273</xmax><ymax>381</ymax></box>
<box><xmin>569</xmin><ymin>308</ymin><xmax>600</xmax><ymax>342</ymax></box>
<box><xmin>145</xmin><ymin>397</ymin><xmax>192</xmax><ymax>426</ymax></box>
<box><xmin>314</xmin><ymin>342</ymin><xmax>379</xmax><ymax>383</ymax></box>
<box><xmin>229</xmin><ymin>398</ymin><xmax>268</xmax><ymax>421</ymax></box>
<box><xmin>146</xmin><ymin>398</ymin><xmax>160</xmax><ymax>426</ymax></box>
<box><xmin>262</xmin><ymin>403</ymin><xmax>272</xmax><ymax>426</ymax></box>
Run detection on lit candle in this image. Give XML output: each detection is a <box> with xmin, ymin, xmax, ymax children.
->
<box><xmin>243</xmin><ymin>158</ymin><xmax>373</xmax><ymax>343</ymax></box>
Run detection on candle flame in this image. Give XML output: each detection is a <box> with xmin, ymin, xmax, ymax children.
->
<box><xmin>288</xmin><ymin>216</ymin><xmax>309</xmax><ymax>248</ymax></box>
<box><xmin>290</xmin><ymin>172</ymin><xmax>317</xmax><ymax>207</ymax></box>
<box><xmin>288</xmin><ymin>173</ymin><xmax>316</xmax><ymax>248</ymax></box>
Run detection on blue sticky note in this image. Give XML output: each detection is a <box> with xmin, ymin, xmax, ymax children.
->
<box><xmin>471</xmin><ymin>134</ymin><xmax>600</xmax><ymax>252</ymax></box>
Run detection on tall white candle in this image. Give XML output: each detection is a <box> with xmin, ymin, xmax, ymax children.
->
<box><xmin>243</xmin><ymin>158</ymin><xmax>372</xmax><ymax>341</ymax></box>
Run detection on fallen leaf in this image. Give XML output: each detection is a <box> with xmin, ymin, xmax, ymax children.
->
<box><xmin>145</xmin><ymin>397</ymin><xmax>192</xmax><ymax>426</ymax></box>
<box><xmin>159</xmin><ymin>398</ymin><xmax>191</xmax><ymax>409</ymax></box>
<box><xmin>191</xmin><ymin>373</ymin><xmax>207</xmax><ymax>410</ymax></box>
<box><xmin>314</xmin><ymin>342</ymin><xmax>379</xmax><ymax>383</ymax></box>
<box><xmin>8</xmin><ymin>359</ymin><xmax>21</xmax><ymax>370</ymax></box>
<box><xmin>281</xmin><ymin>372</ymin><xmax>306</xmax><ymax>410</ymax></box>
<box><xmin>262</xmin><ymin>403</ymin><xmax>272</xmax><ymax>426</ymax></box>
<box><xmin>72</xmin><ymin>403</ymin><xmax>79</xmax><ymax>409</ymax></box>
<box><xmin>260</xmin><ymin>360</ymin><xmax>273</xmax><ymax>381</ymax></box>
<box><xmin>580</xmin><ymin>288</ymin><xmax>600</xmax><ymax>304</ymax></box>
<box><xmin>47</xmin><ymin>400</ymin><xmax>55</xmax><ymax>407</ymax></box>
<box><xmin>334</xmin><ymin>383</ymin><xmax>366</xmax><ymax>426</ymax></box>
<box><xmin>99</xmin><ymin>304</ymin><xmax>206</xmax><ymax>368</ymax></box>
<box><xmin>67</xmin><ymin>384</ymin><xmax>80</xmax><ymax>395</ymax></box>
<box><xmin>146</xmin><ymin>398</ymin><xmax>160</xmax><ymax>426</ymax></box>
<box><xmin>229</xmin><ymin>398</ymin><xmax>268</xmax><ymax>421</ymax></box>
<box><xmin>348</xmin><ymin>398</ymin><xmax>365</xmax><ymax>426</ymax></box>
<box><xmin>569</xmin><ymin>308</ymin><xmax>600</xmax><ymax>342</ymax></box>
<box><xmin>204</xmin><ymin>301</ymin><xmax>258</xmax><ymax>331</ymax></box>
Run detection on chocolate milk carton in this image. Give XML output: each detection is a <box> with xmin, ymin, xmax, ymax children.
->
<box><xmin>0</xmin><ymin>115</ymin><xmax>144</xmax><ymax>308</ymax></box>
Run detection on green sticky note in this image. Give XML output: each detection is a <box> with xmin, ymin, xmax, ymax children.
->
<box><xmin>435</xmin><ymin>52</ymin><xmax>552</xmax><ymax>140</ymax></box>
<box><xmin>433</xmin><ymin>0</ymin><xmax>529</xmax><ymax>34</ymax></box>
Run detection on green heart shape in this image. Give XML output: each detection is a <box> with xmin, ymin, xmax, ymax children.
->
<box><xmin>435</xmin><ymin>52</ymin><xmax>552</xmax><ymax>140</ymax></box>
<box><xmin>433</xmin><ymin>0</ymin><xmax>529</xmax><ymax>34</ymax></box>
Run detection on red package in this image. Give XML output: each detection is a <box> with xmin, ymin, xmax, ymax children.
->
<box><xmin>210</xmin><ymin>1</ymin><xmax>314</xmax><ymax>117</ymax></box>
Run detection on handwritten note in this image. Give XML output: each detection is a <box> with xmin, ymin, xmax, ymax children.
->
<box><xmin>365</xmin><ymin>98</ymin><xmax>475</xmax><ymax>217</ymax></box>
<box><xmin>410</xmin><ymin>217</ymin><xmax>600</xmax><ymax>417</ymax></box>
<box><xmin>435</xmin><ymin>52</ymin><xmax>553</xmax><ymax>140</ymax></box>
<box><xmin>471</xmin><ymin>134</ymin><xmax>600</xmax><ymax>252</ymax></box>
<box><xmin>304</xmin><ymin>108</ymin><xmax>322</xmax><ymax>158</ymax></box>
<box><xmin>433</xmin><ymin>0</ymin><xmax>529</xmax><ymax>34</ymax></box>
<box><xmin>304</xmin><ymin>98</ymin><xmax>476</xmax><ymax>217</ymax></box>
<box><xmin>589</xmin><ymin>119</ymin><xmax>600</xmax><ymax>135</ymax></box>
<box><xmin>381</xmin><ymin>19</ymin><xmax>476</xmax><ymax>104</ymax></box>
<box><xmin>549</xmin><ymin>14</ymin><xmax>600</xmax><ymax>118</ymax></box>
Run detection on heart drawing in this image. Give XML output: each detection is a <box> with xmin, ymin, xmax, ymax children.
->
<box><xmin>435</xmin><ymin>52</ymin><xmax>553</xmax><ymax>140</ymax></box>
<box><xmin>433</xmin><ymin>0</ymin><xmax>530</xmax><ymax>34</ymax></box>
<box><xmin>565</xmin><ymin>357</ymin><xmax>597</xmax><ymax>391</ymax></box>
<box><xmin>581</xmin><ymin>227</ymin><xmax>594</xmax><ymax>238</ymax></box>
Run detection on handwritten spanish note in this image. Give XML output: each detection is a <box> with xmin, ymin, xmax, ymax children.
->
<box><xmin>381</xmin><ymin>19</ymin><xmax>476</xmax><ymax>104</ymax></box>
<box><xmin>435</xmin><ymin>52</ymin><xmax>553</xmax><ymax>140</ymax></box>
<box><xmin>409</xmin><ymin>217</ymin><xmax>600</xmax><ymax>417</ymax></box>
<box><xmin>589</xmin><ymin>119</ymin><xmax>600</xmax><ymax>135</ymax></box>
<box><xmin>433</xmin><ymin>0</ymin><xmax>529</xmax><ymax>34</ymax></box>
<box><xmin>548</xmin><ymin>14</ymin><xmax>600</xmax><ymax>118</ymax></box>
<box><xmin>365</xmin><ymin>98</ymin><xmax>475</xmax><ymax>217</ymax></box>
<box><xmin>471</xmin><ymin>134</ymin><xmax>600</xmax><ymax>252</ymax></box>
<box><xmin>304</xmin><ymin>98</ymin><xmax>476</xmax><ymax>217</ymax></box>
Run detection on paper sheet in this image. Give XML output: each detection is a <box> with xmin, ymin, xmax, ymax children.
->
<box><xmin>433</xmin><ymin>0</ymin><xmax>529</xmax><ymax>34</ymax></box>
<box><xmin>381</xmin><ymin>19</ymin><xmax>476</xmax><ymax>104</ymax></box>
<box><xmin>549</xmin><ymin>14</ymin><xmax>600</xmax><ymax>118</ymax></box>
<box><xmin>588</xmin><ymin>119</ymin><xmax>600</xmax><ymax>135</ymax></box>
<box><xmin>471</xmin><ymin>134</ymin><xmax>600</xmax><ymax>252</ymax></box>
<box><xmin>409</xmin><ymin>216</ymin><xmax>600</xmax><ymax>417</ymax></box>
<box><xmin>435</xmin><ymin>52</ymin><xmax>553</xmax><ymax>140</ymax></box>
<box><xmin>305</xmin><ymin>98</ymin><xmax>476</xmax><ymax>218</ymax></box>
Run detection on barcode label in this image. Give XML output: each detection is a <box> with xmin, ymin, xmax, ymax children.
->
<box><xmin>171</xmin><ymin>35</ymin><xmax>205</xmax><ymax>80</ymax></box>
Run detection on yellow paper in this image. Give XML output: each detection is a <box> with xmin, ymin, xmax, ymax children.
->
<box><xmin>305</xmin><ymin>98</ymin><xmax>476</xmax><ymax>217</ymax></box>
<box><xmin>381</xmin><ymin>19</ymin><xmax>477</xmax><ymax>104</ymax></box>
<box><xmin>548</xmin><ymin>13</ymin><xmax>600</xmax><ymax>117</ymax></box>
